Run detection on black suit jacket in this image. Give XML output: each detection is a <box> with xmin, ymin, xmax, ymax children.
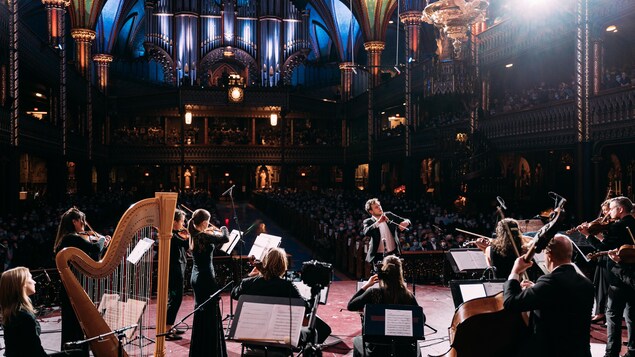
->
<box><xmin>362</xmin><ymin>212</ymin><xmax>406</xmax><ymax>263</ymax></box>
<box><xmin>503</xmin><ymin>264</ymin><xmax>593</xmax><ymax>357</ymax></box>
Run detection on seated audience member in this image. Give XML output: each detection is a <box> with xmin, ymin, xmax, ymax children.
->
<box><xmin>347</xmin><ymin>255</ymin><xmax>421</xmax><ymax>357</ymax></box>
<box><xmin>231</xmin><ymin>247</ymin><xmax>331</xmax><ymax>345</ymax></box>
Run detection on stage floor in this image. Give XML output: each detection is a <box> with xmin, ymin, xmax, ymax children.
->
<box><xmin>26</xmin><ymin>281</ymin><xmax>612</xmax><ymax>356</ymax></box>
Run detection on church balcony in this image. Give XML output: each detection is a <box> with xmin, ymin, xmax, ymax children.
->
<box><xmin>480</xmin><ymin>86</ymin><xmax>635</xmax><ymax>151</ymax></box>
<box><xmin>107</xmin><ymin>144</ymin><xmax>345</xmax><ymax>166</ymax></box>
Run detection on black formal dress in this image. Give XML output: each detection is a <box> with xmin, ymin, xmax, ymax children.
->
<box><xmin>55</xmin><ymin>233</ymin><xmax>105</xmax><ymax>357</ymax></box>
<box><xmin>503</xmin><ymin>264</ymin><xmax>594</xmax><ymax>357</ymax></box>
<box><xmin>166</xmin><ymin>230</ymin><xmax>189</xmax><ymax>326</ymax></box>
<box><xmin>189</xmin><ymin>230</ymin><xmax>228</xmax><ymax>357</ymax></box>
<box><xmin>489</xmin><ymin>247</ymin><xmax>517</xmax><ymax>279</ymax></box>
<box><xmin>587</xmin><ymin>215</ymin><xmax>635</xmax><ymax>356</ymax></box>
<box><xmin>231</xmin><ymin>276</ymin><xmax>332</xmax><ymax>345</ymax></box>
<box><xmin>362</xmin><ymin>212</ymin><xmax>407</xmax><ymax>263</ymax></box>
<box><xmin>347</xmin><ymin>287</ymin><xmax>420</xmax><ymax>357</ymax></box>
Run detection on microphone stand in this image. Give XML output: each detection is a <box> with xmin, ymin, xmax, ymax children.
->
<box><xmin>65</xmin><ymin>324</ymin><xmax>138</xmax><ymax>357</ymax></box>
<box><xmin>223</xmin><ymin>185</ymin><xmax>244</xmax><ymax>335</ymax></box>
<box><xmin>159</xmin><ymin>281</ymin><xmax>233</xmax><ymax>338</ymax></box>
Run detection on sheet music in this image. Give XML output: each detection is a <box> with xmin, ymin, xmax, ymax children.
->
<box><xmin>453</xmin><ymin>250</ymin><xmax>488</xmax><ymax>271</ymax></box>
<box><xmin>483</xmin><ymin>282</ymin><xmax>505</xmax><ymax>296</ymax></box>
<box><xmin>219</xmin><ymin>230</ymin><xmax>242</xmax><ymax>254</ymax></box>
<box><xmin>292</xmin><ymin>281</ymin><xmax>329</xmax><ymax>304</ymax></box>
<box><xmin>98</xmin><ymin>294</ymin><xmax>145</xmax><ymax>339</ymax></box>
<box><xmin>232</xmin><ymin>302</ymin><xmax>304</xmax><ymax>347</ymax></box>
<box><xmin>459</xmin><ymin>284</ymin><xmax>487</xmax><ymax>302</ymax></box>
<box><xmin>127</xmin><ymin>238</ymin><xmax>154</xmax><ymax>265</ymax></box>
<box><xmin>248</xmin><ymin>233</ymin><xmax>282</xmax><ymax>261</ymax></box>
<box><xmin>385</xmin><ymin>309</ymin><xmax>413</xmax><ymax>336</ymax></box>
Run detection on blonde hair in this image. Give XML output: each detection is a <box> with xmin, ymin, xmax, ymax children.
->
<box><xmin>378</xmin><ymin>255</ymin><xmax>414</xmax><ymax>304</ymax></box>
<box><xmin>262</xmin><ymin>248</ymin><xmax>288</xmax><ymax>280</ymax></box>
<box><xmin>0</xmin><ymin>267</ymin><xmax>35</xmax><ymax>325</ymax></box>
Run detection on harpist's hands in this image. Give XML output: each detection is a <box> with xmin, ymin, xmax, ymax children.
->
<box><xmin>104</xmin><ymin>235</ymin><xmax>112</xmax><ymax>247</ymax></box>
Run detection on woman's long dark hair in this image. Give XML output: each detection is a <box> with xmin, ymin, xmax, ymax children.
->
<box><xmin>378</xmin><ymin>255</ymin><xmax>414</xmax><ymax>304</ymax></box>
<box><xmin>188</xmin><ymin>209</ymin><xmax>211</xmax><ymax>252</ymax></box>
<box><xmin>53</xmin><ymin>207</ymin><xmax>85</xmax><ymax>252</ymax></box>
<box><xmin>491</xmin><ymin>218</ymin><xmax>523</xmax><ymax>257</ymax></box>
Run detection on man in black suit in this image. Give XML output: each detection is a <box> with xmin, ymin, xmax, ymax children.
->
<box><xmin>362</xmin><ymin>198</ymin><xmax>411</xmax><ymax>264</ymax></box>
<box><xmin>503</xmin><ymin>234</ymin><xmax>594</xmax><ymax>357</ymax></box>
<box><xmin>580</xmin><ymin>196</ymin><xmax>635</xmax><ymax>357</ymax></box>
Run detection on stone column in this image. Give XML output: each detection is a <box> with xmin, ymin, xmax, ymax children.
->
<box><xmin>363</xmin><ymin>41</ymin><xmax>385</xmax><ymax>88</ymax></box>
<box><xmin>71</xmin><ymin>28</ymin><xmax>96</xmax><ymax>78</ymax></box>
<box><xmin>339</xmin><ymin>62</ymin><xmax>355</xmax><ymax>102</ymax></box>
<box><xmin>93</xmin><ymin>54</ymin><xmax>113</xmax><ymax>94</ymax></box>
<box><xmin>42</xmin><ymin>0</ymin><xmax>69</xmax><ymax>47</ymax></box>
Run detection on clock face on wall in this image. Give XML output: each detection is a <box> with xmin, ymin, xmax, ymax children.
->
<box><xmin>228</xmin><ymin>86</ymin><xmax>244</xmax><ymax>103</ymax></box>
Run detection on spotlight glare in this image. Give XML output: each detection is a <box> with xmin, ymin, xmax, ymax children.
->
<box><xmin>606</xmin><ymin>25</ymin><xmax>617</xmax><ymax>32</ymax></box>
<box><xmin>505</xmin><ymin>63</ymin><xmax>514</xmax><ymax>68</ymax></box>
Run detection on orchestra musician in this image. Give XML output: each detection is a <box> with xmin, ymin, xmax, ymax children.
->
<box><xmin>188</xmin><ymin>208</ymin><xmax>229</xmax><ymax>357</ymax></box>
<box><xmin>164</xmin><ymin>209</ymin><xmax>189</xmax><ymax>341</ymax></box>
<box><xmin>231</xmin><ymin>247</ymin><xmax>332</xmax><ymax>345</ymax></box>
<box><xmin>0</xmin><ymin>267</ymin><xmax>71</xmax><ymax>357</ymax></box>
<box><xmin>484</xmin><ymin>218</ymin><xmax>527</xmax><ymax>279</ymax></box>
<box><xmin>53</xmin><ymin>207</ymin><xmax>111</xmax><ymax>357</ymax></box>
<box><xmin>347</xmin><ymin>255</ymin><xmax>420</xmax><ymax>357</ymax></box>
<box><xmin>579</xmin><ymin>196</ymin><xmax>635</xmax><ymax>357</ymax></box>
<box><xmin>362</xmin><ymin>198</ymin><xmax>411</xmax><ymax>265</ymax></box>
<box><xmin>591</xmin><ymin>199</ymin><xmax>612</xmax><ymax>324</ymax></box>
<box><xmin>503</xmin><ymin>234</ymin><xmax>593</xmax><ymax>357</ymax></box>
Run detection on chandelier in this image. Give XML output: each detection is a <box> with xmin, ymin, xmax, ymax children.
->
<box><xmin>422</xmin><ymin>0</ymin><xmax>489</xmax><ymax>58</ymax></box>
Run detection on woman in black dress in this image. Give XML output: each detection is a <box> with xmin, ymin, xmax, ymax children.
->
<box><xmin>485</xmin><ymin>218</ymin><xmax>525</xmax><ymax>279</ymax></box>
<box><xmin>347</xmin><ymin>255</ymin><xmax>420</xmax><ymax>357</ymax></box>
<box><xmin>53</xmin><ymin>207</ymin><xmax>110</xmax><ymax>357</ymax></box>
<box><xmin>0</xmin><ymin>266</ymin><xmax>70</xmax><ymax>356</ymax></box>
<box><xmin>188</xmin><ymin>208</ymin><xmax>229</xmax><ymax>357</ymax></box>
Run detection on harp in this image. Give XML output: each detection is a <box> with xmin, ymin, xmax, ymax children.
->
<box><xmin>55</xmin><ymin>192</ymin><xmax>177</xmax><ymax>357</ymax></box>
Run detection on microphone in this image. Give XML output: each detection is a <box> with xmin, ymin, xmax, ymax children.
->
<box><xmin>496</xmin><ymin>196</ymin><xmax>507</xmax><ymax>210</ymax></box>
<box><xmin>221</xmin><ymin>185</ymin><xmax>235</xmax><ymax>196</ymax></box>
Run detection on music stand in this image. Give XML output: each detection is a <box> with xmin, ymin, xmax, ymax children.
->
<box><xmin>445</xmin><ymin>248</ymin><xmax>488</xmax><ymax>273</ymax></box>
<box><xmin>228</xmin><ymin>295</ymin><xmax>306</xmax><ymax>355</ymax></box>
<box><xmin>449</xmin><ymin>279</ymin><xmax>506</xmax><ymax>308</ymax></box>
<box><xmin>361</xmin><ymin>304</ymin><xmax>425</xmax><ymax>357</ymax></box>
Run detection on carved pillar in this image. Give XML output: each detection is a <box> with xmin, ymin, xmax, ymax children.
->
<box><xmin>93</xmin><ymin>54</ymin><xmax>113</xmax><ymax>94</ymax></box>
<box><xmin>400</xmin><ymin>11</ymin><xmax>421</xmax><ymax>63</ymax></box>
<box><xmin>8</xmin><ymin>0</ymin><xmax>19</xmax><ymax>147</ymax></box>
<box><xmin>42</xmin><ymin>0</ymin><xmax>69</xmax><ymax>47</ymax></box>
<box><xmin>71</xmin><ymin>28</ymin><xmax>96</xmax><ymax>78</ymax></box>
<box><xmin>592</xmin><ymin>39</ymin><xmax>603</xmax><ymax>95</ymax></box>
<box><xmin>339</xmin><ymin>62</ymin><xmax>355</xmax><ymax>102</ymax></box>
<box><xmin>364</xmin><ymin>41</ymin><xmax>385</xmax><ymax>88</ymax></box>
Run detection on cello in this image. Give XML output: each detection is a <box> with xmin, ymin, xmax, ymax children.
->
<box><xmin>439</xmin><ymin>195</ymin><xmax>567</xmax><ymax>357</ymax></box>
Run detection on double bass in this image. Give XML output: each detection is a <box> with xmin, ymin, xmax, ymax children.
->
<box><xmin>439</xmin><ymin>195</ymin><xmax>567</xmax><ymax>357</ymax></box>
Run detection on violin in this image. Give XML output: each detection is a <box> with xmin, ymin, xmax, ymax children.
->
<box><xmin>247</xmin><ymin>255</ymin><xmax>264</xmax><ymax>277</ymax></box>
<box><xmin>587</xmin><ymin>245</ymin><xmax>635</xmax><ymax>264</ymax></box>
<box><xmin>176</xmin><ymin>228</ymin><xmax>190</xmax><ymax>240</ymax></box>
<box><xmin>566</xmin><ymin>213</ymin><xmax>612</xmax><ymax>236</ymax></box>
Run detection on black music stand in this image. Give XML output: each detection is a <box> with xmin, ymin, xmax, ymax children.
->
<box><xmin>361</xmin><ymin>304</ymin><xmax>425</xmax><ymax>357</ymax></box>
<box><xmin>445</xmin><ymin>248</ymin><xmax>488</xmax><ymax>274</ymax></box>
<box><xmin>228</xmin><ymin>295</ymin><xmax>306</xmax><ymax>357</ymax></box>
<box><xmin>449</xmin><ymin>279</ymin><xmax>506</xmax><ymax>308</ymax></box>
